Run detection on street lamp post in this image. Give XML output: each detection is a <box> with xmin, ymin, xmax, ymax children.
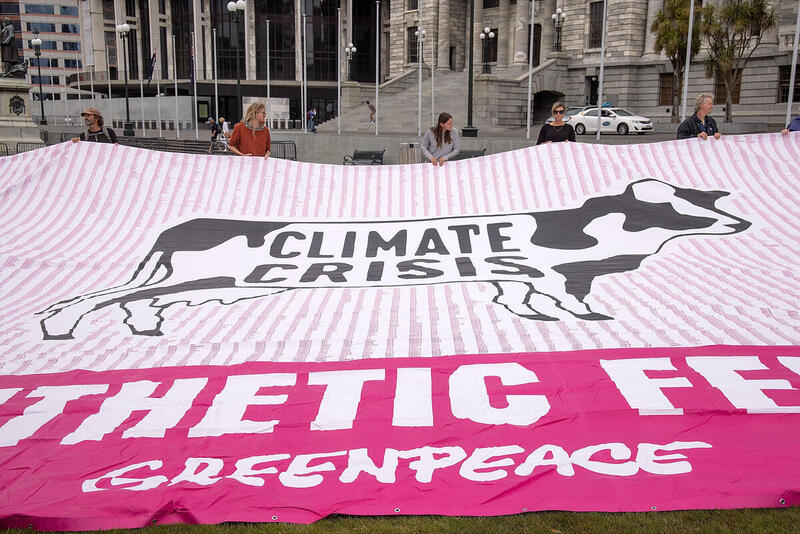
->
<box><xmin>552</xmin><ymin>8</ymin><xmax>566</xmax><ymax>52</ymax></box>
<box><xmin>31</xmin><ymin>29</ymin><xmax>46</xmax><ymax>125</ymax></box>
<box><xmin>116</xmin><ymin>23</ymin><xmax>134</xmax><ymax>136</ymax></box>
<box><xmin>345</xmin><ymin>42</ymin><xmax>356</xmax><ymax>81</ymax></box>
<box><xmin>479</xmin><ymin>27</ymin><xmax>494</xmax><ymax>74</ymax></box>
<box><xmin>415</xmin><ymin>28</ymin><xmax>425</xmax><ymax>136</ymax></box>
<box><xmin>462</xmin><ymin>0</ymin><xmax>478</xmax><ymax>137</ymax></box>
<box><xmin>227</xmin><ymin>0</ymin><xmax>246</xmax><ymax>121</ymax></box>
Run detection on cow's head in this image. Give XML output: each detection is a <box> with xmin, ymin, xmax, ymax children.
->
<box><xmin>621</xmin><ymin>178</ymin><xmax>751</xmax><ymax>236</ymax></box>
<box><xmin>531</xmin><ymin>179</ymin><xmax>750</xmax><ymax>251</ymax></box>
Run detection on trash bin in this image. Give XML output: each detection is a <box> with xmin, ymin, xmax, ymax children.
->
<box><xmin>399</xmin><ymin>142</ymin><xmax>422</xmax><ymax>164</ymax></box>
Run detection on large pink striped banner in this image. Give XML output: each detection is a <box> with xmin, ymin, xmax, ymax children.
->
<box><xmin>1</xmin><ymin>134</ymin><xmax>799</xmax><ymax>529</ymax></box>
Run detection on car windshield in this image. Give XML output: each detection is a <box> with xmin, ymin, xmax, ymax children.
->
<box><xmin>611</xmin><ymin>109</ymin><xmax>635</xmax><ymax>116</ymax></box>
<box><xmin>566</xmin><ymin>108</ymin><xmax>583</xmax><ymax>116</ymax></box>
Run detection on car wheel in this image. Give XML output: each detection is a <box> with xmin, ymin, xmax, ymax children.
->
<box><xmin>575</xmin><ymin>123</ymin><xmax>586</xmax><ymax>135</ymax></box>
<box><xmin>617</xmin><ymin>123</ymin><xmax>629</xmax><ymax>135</ymax></box>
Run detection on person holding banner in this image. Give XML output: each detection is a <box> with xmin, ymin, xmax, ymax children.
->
<box><xmin>537</xmin><ymin>102</ymin><xmax>576</xmax><ymax>145</ymax></box>
<box><xmin>677</xmin><ymin>94</ymin><xmax>721</xmax><ymax>140</ymax></box>
<box><xmin>70</xmin><ymin>108</ymin><xmax>118</xmax><ymax>144</ymax></box>
<box><xmin>781</xmin><ymin>115</ymin><xmax>800</xmax><ymax>134</ymax></box>
<box><xmin>422</xmin><ymin>112</ymin><xmax>460</xmax><ymax>166</ymax></box>
<box><xmin>228</xmin><ymin>103</ymin><xmax>271</xmax><ymax>158</ymax></box>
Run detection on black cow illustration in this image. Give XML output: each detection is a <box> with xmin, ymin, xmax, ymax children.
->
<box><xmin>38</xmin><ymin>179</ymin><xmax>750</xmax><ymax>339</ymax></box>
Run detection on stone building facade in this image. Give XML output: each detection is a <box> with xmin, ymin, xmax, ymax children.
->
<box><xmin>14</xmin><ymin>0</ymin><xmax>800</xmax><ymax>127</ymax></box>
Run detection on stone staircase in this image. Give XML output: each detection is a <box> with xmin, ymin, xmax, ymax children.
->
<box><xmin>315</xmin><ymin>68</ymin><xmax>511</xmax><ymax>135</ymax></box>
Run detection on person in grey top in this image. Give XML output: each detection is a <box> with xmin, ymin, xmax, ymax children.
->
<box><xmin>421</xmin><ymin>112</ymin><xmax>460</xmax><ymax>165</ymax></box>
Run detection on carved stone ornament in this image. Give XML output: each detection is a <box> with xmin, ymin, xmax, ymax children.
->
<box><xmin>9</xmin><ymin>94</ymin><xmax>24</xmax><ymax>115</ymax></box>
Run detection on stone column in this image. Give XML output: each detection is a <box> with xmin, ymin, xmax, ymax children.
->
<box><xmin>437</xmin><ymin>0</ymin><xmax>450</xmax><ymax>70</ymax></box>
<box><xmin>471</xmin><ymin>0</ymin><xmax>480</xmax><ymax>71</ymax></box>
<box><xmin>245</xmin><ymin>1</ymin><xmax>255</xmax><ymax>80</ymax></box>
<box><xmin>294</xmin><ymin>0</ymin><xmax>303</xmax><ymax>82</ymax></box>
<box><xmin>512</xmin><ymin>0</ymin><xmax>530</xmax><ymax>66</ymax></box>
<box><xmin>499</xmin><ymin>0</ymin><xmax>510</xmax><ymax>67</ymax></box>
<box><xmin>643</xmin><ymin>0</ymin><xmax>661</xmax><ymax>57</ymax></box>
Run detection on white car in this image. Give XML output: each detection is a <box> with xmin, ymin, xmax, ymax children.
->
<box><xmin>570</xmin><ymin>107</ymin><xmax>653</xmax><ymax>135</ymax></box>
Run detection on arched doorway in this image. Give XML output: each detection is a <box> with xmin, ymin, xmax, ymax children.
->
<box><xmin>531</xmin><ymin>90</ymin><xmax>563</xmax><ymax>124</ymax></box>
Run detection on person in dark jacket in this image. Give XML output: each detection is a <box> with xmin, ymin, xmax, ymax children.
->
<box><xmin>677</xmin><ymin>94</ymin><xmax>721</xmax><ymax>140</ymax></box>
<box><xmin>781</xmin><ymin>116</ymin><xmax>800</xmax><ymax>134</ymax></box>
<box><xmin>537</xmin><ymin>101</ymin><xmax>576</xmax><ymax>145</ymax></box>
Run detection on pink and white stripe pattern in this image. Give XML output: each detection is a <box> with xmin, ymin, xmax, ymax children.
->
<box><xmin>1</xmin><ymin>134</ymin><xmax>799</xmax><ymax>376</ymax></box>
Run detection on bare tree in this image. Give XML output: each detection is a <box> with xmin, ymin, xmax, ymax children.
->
<box><xmin>701</xmin><ymin>0</ymin><xmax>776</xmax><ymax>122</ymax></box>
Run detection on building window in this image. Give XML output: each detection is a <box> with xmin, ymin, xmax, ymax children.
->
<box><xmin>32</xmin><ymin>75</ymin><xmax>59</xmax><ymax>84</ymax></box>
<box><xmin>29</xmin><ymin>39</ymin><xmax>58</xmax><ymax>49</ymax></box>
<box><xmin>407</xmin><ymin>0</ymin><xmax>417</xmax><ymax>10</ymax></box>
<box><xmin>103</xmin><ymin>0</ymin><xmax>115</xmax><ymax>20</ymax></box>
<box><xmin>407</xmin><ymin>26</ymin><xmax>418</xmax><ymax>63</ymax></box>
<box><xmin>715</xmin><ymin>71</ymin><xmax>741</xmax><ymax>105</ymax></box>
<box><xmin>588</xmin><ymin>1</ymin><xmax>604</xmax><ymax>49</ymax></box>
<box><xmin>30</xmin><ymin>57</ymin><xmax>58</xmax><ymax>67</ymax></box>
<box><xmin>139</xmin><ymin>0</ymin><xmax>151</xmax><ymax>69</ymax></box>
<box><xmin>61</xmin><ymin>24</ymin><xmax>80</xmax><ymax>33</ymax></box>
<box><xmin>659</xmin><ymin>73</ymin><xmax>673</xmax><ymax>106</ymax></box>
<box><xmin>483</xmin><ymin>0</ymin><xmax>499</xmax><ymax>8</ymax></box>
<box><xmin>172</xmin><ymin>0</ymin><xmax>194</xmax><ymax>79</ymax></box>
<box><xmin>482</xmin><ymin>28</ymin><xmax>498</xmax><ymax>63</ymax></box>
<box><xmin>33</xmin><ymin>92</ymin><xmax>59</xmax><ymax>101</ymax></box>
<box><xmin>527</xmin><ymin>23</ymin><xmax>541</xmax><ymax>68</ymax></box>
<box><xmin>160</xmin><ymin>27</ymin><xmax>168</xmax><ymax>79</ymax></box>
<box><xmin>302</xmin><ymin>0</ymin><xmax>338</xmax><ymax>81</ymax></box>
<box><xmin>25</xmin><ymin>4</ymin><xmax>54</xmax><ymax>14</ymax></box>
<box><xmin>27</xmin><ymin>22</ymin><xmax>56</xmax><ymax>33</ymax></box>
<box><xmin>778</xmin><ymin>66</ymin><xmax>800</xmax><ymax>103</ymax></box>
<box><xmin>104</xmin><ymin>30</ymin><xmax>117</xmax><ymax>66</ymax></box>
<box><xmin>64</xmin><ymin>59</ymin><xmax>82</xmax><ymax>68</ymax></box>
<box><xmin>63</xmin><ymin>41</ymin><xmax>80</xmax><ymax>51</ymax></box>
<box><xmin>60</xmin><ymin>6</ymin><xmax>79</xmax><ymax>15</ymax></box>
<box><xmin>254</xmin><ymin>0</ymin><xmax>296</xmax><ymax>81</ymax></box>
<box><xmin>127</xmin><ymin>28</ymin><xmax>139</xmax><ymax>79</ymax></box>
<box><xmin>210</xmin><ymin>0</ymin><xmax>241</xmax><ymax>80</ymax></box>
<box><xmin>126</xmin><ymin>0</ymin><xmax>136</xmax><ymax>17</ymax></box>
<box><xmin>159</xmin><ymin>0</ymin><xmax>166</xmax><ymax>15</ymax></box>
<box><xmin>0</xmin><ymin>3</ymin><xmax>20</xmax><ymax>13</ymax></box>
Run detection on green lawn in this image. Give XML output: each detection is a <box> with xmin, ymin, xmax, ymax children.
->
<box><xmin>7</xmin><ymin>508</ymin><xmax>798</xmax><ymax>534</ymax></box>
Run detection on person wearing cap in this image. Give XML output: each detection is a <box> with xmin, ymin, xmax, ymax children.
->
<box><xmin>71</xmin><ymin>108</ymin><xmax>118</xmax><ymax>144</ymax></box>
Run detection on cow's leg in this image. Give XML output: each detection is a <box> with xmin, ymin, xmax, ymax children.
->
<box><xmin>491</xmin><ymin>282</ymin><xmax>559</xmax><ymax>321</ymax></box>
<box><xmin>121</xmin><ymin>287</ymin><xmax>291</xmax><ymax>336</ymax></box>
<box><xmin>38</xmin><ymin>251</ymin><xmax>169</xmax><ymax>316</ymax></box>
<box><xmin>40</xmin><ymin>298</ymin><xmax>106</xmax><ymax>340</ymax></box>
<box><xmin>120</xmin><ymin>299</ymin><xmax>165</xmax><ymax>336</ymax></box>
<box><xmin>534</xmin><ymin>275</ymin><xmax>612</xmax><ymax>321</ymax></box>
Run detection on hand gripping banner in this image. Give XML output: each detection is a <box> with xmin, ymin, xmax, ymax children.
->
<box><xmin>0</xmin><ymin>134</ymin><xmax>799</xmax><ymax>529</ymax></box>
